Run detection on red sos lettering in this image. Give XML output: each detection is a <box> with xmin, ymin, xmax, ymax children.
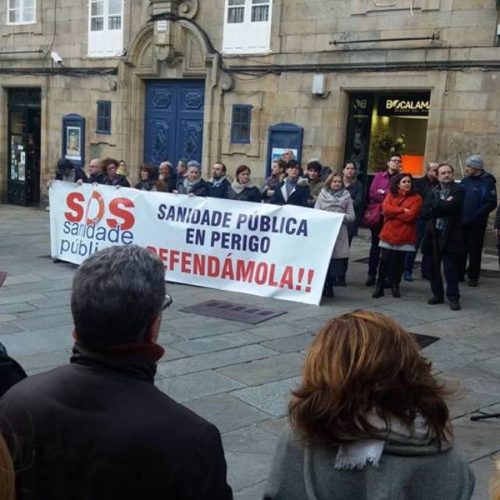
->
<box><xmin>64</xmin><ymin>191</ymin><xmax>135</xmax><ymax>230</ymax></box>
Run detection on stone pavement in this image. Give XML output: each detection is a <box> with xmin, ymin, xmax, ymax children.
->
<box><xmin>1</xmin><ymin>204</ymin><xmax>499</xmax><ymax>499</ymax></box>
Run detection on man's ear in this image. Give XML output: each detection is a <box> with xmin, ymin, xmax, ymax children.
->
<box><xmin>145</xmin><ymin>315</ymin><xmax>161</xmax><ymax>343</ymax></box>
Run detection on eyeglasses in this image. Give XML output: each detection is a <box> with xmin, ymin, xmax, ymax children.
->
<box><xmin>162</xmin><ymin>294</ymin><xmax>173</xmax><ymax>310</ymax></box>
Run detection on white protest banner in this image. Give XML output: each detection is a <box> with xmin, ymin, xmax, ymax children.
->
<box><xmin>49</xmin><ymin>181</ymin><xmax>343</xmax><ymax>305</ymax></box>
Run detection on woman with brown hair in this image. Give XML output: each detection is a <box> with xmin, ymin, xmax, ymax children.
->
<box><xmin>102</xmin><ymin>158</ymin><xmax>130</xmax><ymax>187</ymax></box>
<box><xmin>134</xmin><ymin>163</ymin><xmax>157</xmax><ymax>191</ymax></box>
<box><xmin>0</xmin><ymin>434</ymin><xmax>14</xmax><ymax>500</ymax></box>
<box><xmin>372</xmin><ymin>172</ymin><xmax>422</xmax><ymax>299</ymax></box>
<box><xmin>226</xmin><ymin>165</ymin><xmax>261</xmax><ymax>202</ymax></box>
<box><xmin>264</xmin><ymin>310</ymin><xmax>474</xmax><ymax>500</ymax></box>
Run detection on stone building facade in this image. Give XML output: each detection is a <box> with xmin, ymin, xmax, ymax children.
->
<box><xmin>0</xmin><ymin>0</ymin><xmax>499</xmax><ymax>207</ymax></box>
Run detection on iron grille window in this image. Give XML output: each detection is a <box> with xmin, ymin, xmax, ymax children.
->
<box><xmin>96</xmin><ymin>101</ymin><xmax>112</xmax><ymax>134</ymax></box>
<box><xmin>231</xmin><ymin>105</ymin><xmax>252</xmax><ymax>144</ymax></box>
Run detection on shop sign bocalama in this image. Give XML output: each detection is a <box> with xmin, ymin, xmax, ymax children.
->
<box><xmin>377</xmin><ymin>93</ymin><xmax>430</xmax><ymax>117</ymax></box>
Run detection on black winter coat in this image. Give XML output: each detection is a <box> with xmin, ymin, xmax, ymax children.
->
<box><xmin>421</xmin><ymin>182</ymin><xmax>465</xmax><ymax>255</ymax></box>
<box><xmin>207</xmin><ymin>178</ymin><xmax>231</xmax><ymax>198</ymax></box>
<box><xmin>270</xmin><ymin>180</ymin><xmax>310</xmax><ymax>207</ymax></box>
<box><xmin>104</xmin><ymin>174</ymin><xmax>130</xmax><ymax>187</ymax></box>
<box><xmin>178</xmin><ymin>178</ymin><xmax>209</xmax><ymax>196</ymax></box>
<box><xmin>86</xmin><ymin>172</ymin><xmax>106</xmax><ymax>184</ymax></box>
<box><xmin>0</xmin><ymin>343</ymin><xmax>233</xmax><ymax>500</ymax></box>
<box><xmin>226</xmin><ymin>185</ymin><xmax>261</xmax><ymax>203</ymax></box>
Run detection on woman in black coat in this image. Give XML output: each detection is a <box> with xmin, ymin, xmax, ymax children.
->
<box><xmin>270</xmin><ymin>160</ymin><xmax>310</xmax><ymax>207</ymax></box>
<box><xmin>226</xmin><ymin>165</ymin><xmax>261</xmax><ymax>202</ymax></box>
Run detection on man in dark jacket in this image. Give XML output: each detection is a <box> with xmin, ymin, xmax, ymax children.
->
<box><xmin>0</xmin><ymin>245</ymin><xmax>232</xmax><ymax>500</ymax></box>
<box><xmin>86</xmin><ymin>158</ymin><xmax>106</xmax><ymax>184</ymax></box>
<box><xmin>207</xmin><ymin>161</ymin><xmax>231</xmax><ymax>198</ymax></box>
<box><xmin>404</xmin><ymin>161</ymin><xmax>439</xmax><ymax>281</ymax></box>
<box><xmin>55</xmin><ymin>157</ymin><xmax>87</xmax><ymax>184</ymax></box>
<box><xmin>421</xmin><ymin>163</ymin><xmax>465</xmax><ymax>311</ymax></box>
<box><xmin>459</xmin><ymin>154</ymin><xmax>497</xmax><ymax>287</ymax></box>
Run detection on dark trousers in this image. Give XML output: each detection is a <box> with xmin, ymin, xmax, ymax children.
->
<box><xmin>426</xmin><ymin>252</ymin><xmax>460</xmax><ymax>302</ymax></box>
<box><xmin>368</xmin><ymin>224</ymin><xmax>382</xmax><ymax>277</ymax></box>
<box><xmin>404</xmin><ymin>218</ymin><xmax>426</xmax><ymax>276</ymax></box>
<box><xmin>459</xmin><ymin>222</ymin><xmax>487</xmax><ymax>280</ymax></box>
<box><xmin>377</xmin><ymin>249</ymin><xmax>405</xmax><ymax>286</ymax></box>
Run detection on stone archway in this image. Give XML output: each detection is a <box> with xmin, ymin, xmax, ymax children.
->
<box><xmin>118</xmin><ymin>7</ymin><xmax>223</xmax><ymax>177</ymax></box>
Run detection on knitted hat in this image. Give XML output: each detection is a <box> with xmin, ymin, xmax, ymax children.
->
<box><xmin>466</xmin><ymin>154</ymin><xmax>484</xmax><ymax>170</ymax></box>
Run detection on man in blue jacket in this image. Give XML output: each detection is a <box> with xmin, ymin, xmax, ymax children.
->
<box><xmin>459</xmin><ymin>154</ymin><xmax>497</xmax><ymax>287</ymax></box>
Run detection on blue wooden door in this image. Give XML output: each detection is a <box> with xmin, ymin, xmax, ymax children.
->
<box><xmin>144</xmin><ymin>80</ymin><xmax>205</xmax><ymax>166</ymax></box>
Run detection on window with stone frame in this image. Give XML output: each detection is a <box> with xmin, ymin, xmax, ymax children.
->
<box><xmin>88</xmin><ymin>0</ymin><xmax>124</xmax><ymax>57</ymax></box>
<box><xmin>7</xmin><ymin>0</ymin><xmax>36</xmax><ymax>24</ymax></box>
<box><xmin>223</xmin><ymin>0</ymin><xmax>272</xmax><ymax>54</ymax></box>
<box><xmin>231</xmin><ymin>104</ymin><xmax>252</xmax><ymax>143</ymax></box>
<box><xmin>96</xmin><ymin>101</ymin><xmax>112</xmax><ymax>134</ymax></box>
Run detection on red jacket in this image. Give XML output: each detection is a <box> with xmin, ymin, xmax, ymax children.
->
<box><xmin>379</xmin><ymin>191</ymin><xmax>423</xmax><ymax>245</ymax></box>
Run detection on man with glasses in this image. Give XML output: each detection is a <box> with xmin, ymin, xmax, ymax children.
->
<box><xmin>365</xmin><ymin>154</ymin><xmax>402</xmax><ymax>286</ymax></box>
<box><xmin>0</xmin><ymin>245</ymin><xmax>232</xmax><ymax>500</ymax></box>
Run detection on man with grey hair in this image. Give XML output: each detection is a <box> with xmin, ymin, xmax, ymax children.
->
<box><xmin>0</xmin><ymin>245</ymin><xmax>233</xmax><ymax>500</ymax></box>
<box><xmin>459</xmin><ymin>154</ymin><xmax>497</xmax><ymax>286</ymax></box>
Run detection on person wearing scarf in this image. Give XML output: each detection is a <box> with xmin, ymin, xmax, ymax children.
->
<box><xmin>314</xmin><ymin>173</ymin><xmax>355</xmax><ymax>298</ymax></box>
<box><xmin>262</xmin><ymin>159</ymin><xmax>286</xmax><ymax>202</ymax></box>
<box><xmin>174</xmin><ymin>160</ymin><xmax>208</xmax><ymax>197</ymax></box>
<box><xmin>421</xmin><ymin>163</ymin><xmax>465</xmax><ymax>311</ymax></box>
<box><xmin>264</xmin><ymin>310</ymin><xmax>475</xmax><ymax>500</ymax></box>
<box><xmin>207</xmin><ymin>162</ymin><xmax>231</xmax><ymax>198</ymax></box>
<box><xmin>372</xmin><ymin>173</ymin><xmax>422</xmax><ymax>299</ymax></box>
<box><xmin>226</xmin><ymin>165</ymin><xmax>261</xmax><ymax>202</ymax></box>
<box><xmin>134</xmin><ymin>163</ymin><xmax>157</xmax><ymax>191</ymax></box>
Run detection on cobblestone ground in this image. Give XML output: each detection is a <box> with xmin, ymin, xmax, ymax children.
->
<box><xmin>1</xmin><ymin>205</ymin><xmax>499</xmax><ymax>499</ymax></box>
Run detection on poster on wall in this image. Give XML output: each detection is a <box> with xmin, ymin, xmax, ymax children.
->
<box><xmin>271</xmin><ymin>147</ymin><xmax>298</xmax><ymax>162</ymax></box>
<box><xmin>65</xmin><ymin>126</ymin><xmax>82</xmax><ymax>160</ymax></box>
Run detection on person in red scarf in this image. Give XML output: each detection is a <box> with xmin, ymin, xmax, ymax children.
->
<box><xmin>372</xmin><ymin>173</ymin><xmax>422</xmax><ymax>299</ymax></box>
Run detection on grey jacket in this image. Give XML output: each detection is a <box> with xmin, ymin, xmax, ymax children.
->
<box><xmin>263</xmin><ymin>426</ymin><xmax>474</xmax><ymax>500</ymax></box>
<box><xmin>315</xmin><ymin>188</ymin><xmax>355</xmax><ymax>259</ymax></box>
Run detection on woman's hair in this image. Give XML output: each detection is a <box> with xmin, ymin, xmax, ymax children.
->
<box><xmin>390</xmin><ymin>172</ymin><xmax>415</xmax><ymax>196</ymax></box>
<box><xmin>343</xmin><ymin>160</ymin><xmax>357</xmax><ymax>171</ymax></box>
<box><xmin>491</xmin><ymin>458</ymin><xmax>500</xmax><ymax>500</ymax></box>
<box><xmin>140</xmin><ymin>163</ymin><xmax>157</xmax><ymax>181</ymax></box>
<box><xmin>324</xmin><ymin>172</ymin><xmax>343</xmax><ymax>188</ymax></box>
<box><xmin>101</xmin><ymin>158</ymin><xmax>120</xmax><ymax>172</ymax></box>
<box><xmin>235</xmin><ymin>165</ymin><xmax>251</xmax><ymax>181</ymax></box>
<box><xmin>272</xmin><ymin>159</ymin><xmax>286</xmax><ymax>173</ymax></box>
<box><xmin>0</xmin><ymin>434</ymin><xmax>14</xmax><ymax>500</ymax></box>
<box><xmin>289</xmin><ymin>310</ymin><xmax>450</xmax><ymax>446</ymax></box>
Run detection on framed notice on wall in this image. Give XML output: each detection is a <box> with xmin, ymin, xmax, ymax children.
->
<box><xmin>62</xmin><ymin>114</ymin><xmax>85</xmax><ymax>169</ymax></box>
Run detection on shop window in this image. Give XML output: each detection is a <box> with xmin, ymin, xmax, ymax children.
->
<box><xmin>223</xmin><ymin>0</ymin><xmax>272</xmax><ymax>54</ymax></box>
<box><xmin>231</xmin><ymin>105</ymin><xmax>252</xmax><ymax>143</ymax></box>
<box><xmin>7</xmin><ymin>0</ymin><xmax>36</xmax><ymax>24</ymax></box>
<box><xmin>96</xmin><ymin>101</ymin><xmax>112</xmax><ymax>134</ymax></box>
<box><xmin>345</xmin><ymin>92</ymin><xmax>430</xmax><ymax>176</ymax></box>
<box><xmin>88</xmin><ymin>0</ymin><xmax>123</xmax><ymax>57</ymax></box>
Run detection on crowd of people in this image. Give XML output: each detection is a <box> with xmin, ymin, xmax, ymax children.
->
<box><xmin>52</xmin><ymin>150</ymin><xmax>499</xmax><ymax>309</ymax></box>
<box><xmin>0</xmin><ymin>246</ymin><xmax>481</xmax><ymax>499</ymax></box>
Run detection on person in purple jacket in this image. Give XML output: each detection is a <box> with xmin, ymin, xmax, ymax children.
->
<box><xmin>365</xmin><ymin>154</ymin><xmax>402</xmax><ymax>286</ymax></box>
